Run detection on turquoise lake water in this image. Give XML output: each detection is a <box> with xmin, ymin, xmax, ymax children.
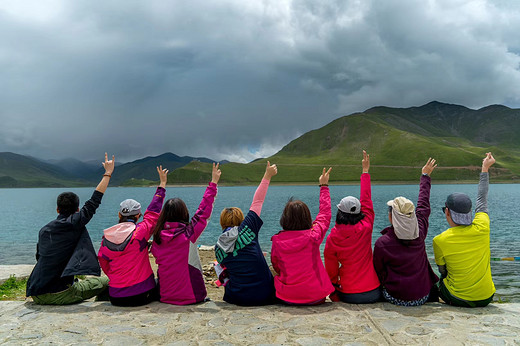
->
<box><xmin>1</xmin><ymin>183</ymin><xmax>518</xmax><ymax>302</ymax></box>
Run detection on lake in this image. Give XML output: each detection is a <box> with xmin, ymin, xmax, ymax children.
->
<box><xmin>1</xmin><ymin>183</ymin><xmax>519</xmax><ymax>302</ymax></box>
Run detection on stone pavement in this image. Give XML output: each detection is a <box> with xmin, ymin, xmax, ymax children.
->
<box><xmin>1</xmin><ymin>300</ymin><xmax>519</xmax><ymax>345</ymax></box>
<box><xmin>2</xmin><ymin>265</ymin><xmax>520</xmax><ymax>345</ymax></box>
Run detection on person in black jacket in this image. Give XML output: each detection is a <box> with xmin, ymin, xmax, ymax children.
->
<box><xmin>26</xmin><ymin>153</ymin><xmax>115</xmax><ymax>305</ymax></box>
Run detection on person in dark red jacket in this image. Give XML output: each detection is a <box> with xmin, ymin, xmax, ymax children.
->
<box><xmin>324</xmin><ymin>150</ymin><xmax>381</xmax><ymax>303</ymax></box>
<box><xmin>373</xmin><ymin>158</ymin><xmax>439</xmax><ymax>306</ymax></box>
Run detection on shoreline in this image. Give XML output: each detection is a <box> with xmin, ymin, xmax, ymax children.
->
<box><xmin>1</xmin><ymin>179</ymin><xmax>519</xmax><ymax>189</ymax></box>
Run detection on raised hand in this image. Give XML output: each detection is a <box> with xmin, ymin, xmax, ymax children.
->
<box><xmin>212</xmin><ymin>163</ymin><xmax>222</xmax><ymax>184</ymax></box>
<box><xmin>264</xmin><ymin>161</ymin><xmax>278</xmax><ymax>180</ymax></box>
<box><xmin>482</xmin><ymin>152</ymin><xmax>495</xmax><ymax>172</ymax></box>
<box><xmin>422</xmin><ymin>157</ymin><xmax>437</xmax><ymax>176</ymax></box>
<box><xmin>362</xmin><ymin>150</ymin><xmax>370</xmax><ymax>173</ymax></box>
<box><xmin>319</xmin><ymin>167</ymin><xmax>332</xmax><ymax>185</ymax></box>
<box><xmin>102</xmin><ymin>152</ymin><xmax>115</xmax><ymax>176</ymax></box>
<box><xmin>157</xmin><ymin>165</ymin><xmax>169</xmax><ymax>188</ymax></box>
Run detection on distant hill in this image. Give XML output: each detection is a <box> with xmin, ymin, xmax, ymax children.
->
<box><xmin>171</xmin><ymin>102</ymin><xmax>520</xmax><ymax>184</ymax></box>
<box><xmin>111</xmin><ymin>153</ymin><xmax>215</xmax><ymax>185</ymax></box>
<box><xmin>0</xmin><ymin>152</ymin><xmax>217</xmax><ymax>188</ymax></box>
<box><xmin>0</xmin><ymin>152</ymin><xmax>90</xmax><ymax>187</ymax></box>
<box><xmin>2</xmin><ymin>102</ymin><xmax>519</xmax><ymax>187</ymax></box>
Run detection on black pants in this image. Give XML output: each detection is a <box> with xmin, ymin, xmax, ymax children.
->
<box><xmin>337</xmin><ymin>286</ymin><xmax>383</xmax><ymax>304</ymax></box>
<box><xmin>439</xmin><ymin>280</ymin><xmax>493</xmax><ymax>308</ymax></box>
<box><xmin>109</xmin><ymin>287</ymin><xmax>159</xmax><ymax>307</ymax></box>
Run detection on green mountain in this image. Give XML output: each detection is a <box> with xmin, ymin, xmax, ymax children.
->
<box><xmin>0</xmin><ymin>152</ymin><xmax>90</xmax><ymax>187</ymax></box>
<box><xmin>0</xmin><ymin>152</ymin><xmax>215</xmax><ymax>188</ymax></box>
<box><xmin>112</xmin><ymin>153</ymin><xmax>214</xmax><ymax>186</ymax></box>
<box><xmin>172</xmin><ymin>102</ymin><xmax>520</xmax><ymax>184</ymax></box>
<box><xmin>2</xmin><ymin>102</ymin><xmax>519</xmax><ymax>187</ymax></box>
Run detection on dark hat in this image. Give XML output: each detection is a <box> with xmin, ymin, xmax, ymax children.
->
<box><xmin>445</xmin><ymin>193</ymin><xmax>472</xmax><ymax>226</ymax></box>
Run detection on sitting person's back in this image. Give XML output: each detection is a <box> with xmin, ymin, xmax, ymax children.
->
<box><xmin>215</xmin><ymin>162</ymin><xmax>277</xmax><ymax>306</ymax></box>
<box><xmin>26</xmin><ymin>153</ymin><xmax>115</xmax><ymax>305</ymax></box>
<box><xmin>433</xmin><ymin>152</ymin><xmax>496</xmax><ymax>307</ymax></box>
<box><xmin>373</xmin><ymin>158</ymin><xmax>439</xmax><ymax>306</ymax></box>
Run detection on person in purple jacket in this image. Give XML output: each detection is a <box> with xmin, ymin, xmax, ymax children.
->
<box><xmin>151</xmin><ymin>163</ymin><xmax>221</xmax><ymax>305</ymax></box>
<box><xmin>373</xmin><ymin>158</ymin><xmax>439</xmax><ymax>306</ymax></box>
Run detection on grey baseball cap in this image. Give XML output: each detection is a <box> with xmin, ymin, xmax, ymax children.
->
<box><xmin>119</xmin><ymin>199</ymin><xmax>142</xmax><ymax>216</ymax></box>
<box><xmin>445</xmin><ymin>193</ymin><xmax>472</xmax><ymax>226</ymax></box>
<box><xmin>337</xmin><ymin>196</ymin><xmax>361</xmax><ymax>214</ymax></box>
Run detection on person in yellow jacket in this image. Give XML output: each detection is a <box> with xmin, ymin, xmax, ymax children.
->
<box><xmin>433</xmin><ymin>152</ymin><xmax>496</xmax><ymax>307</ymax></box>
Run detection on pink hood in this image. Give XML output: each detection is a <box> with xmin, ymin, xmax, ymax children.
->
<box><xmin>103</xmin><ymin>222</ymin><xmax>136</xmax><ymax>244</ymax></box>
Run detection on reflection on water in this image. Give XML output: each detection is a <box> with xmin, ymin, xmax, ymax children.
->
<box><xmin>1</xmin><ymin>183</ymin><xmax>519</xmax><ymax>302</ymax></box>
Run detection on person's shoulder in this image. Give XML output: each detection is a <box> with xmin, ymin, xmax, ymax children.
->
<box><xmin>433</xmin><ymin>228</ymin><xmax>451</xmax><ymax>242</ymax></box>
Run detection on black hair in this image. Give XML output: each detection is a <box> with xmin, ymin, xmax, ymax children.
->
<box><xmin>119</xmin><ymin>214</ymin><xmax>140</xmax><ymax>223</ymax></box>
<box><xmin>335</xmin><ymin>209</ymin><xmax>365</xmax><ymax>225</ymax></box>
<box><xmin>57</xmin><ymin>192</ymin><xmax>80</xmax><ymax>216</ymax></box>
<box><xmin>153</xmin><ymin>198</ymin><xmax>190</xmax><ymax>245</ymax></box>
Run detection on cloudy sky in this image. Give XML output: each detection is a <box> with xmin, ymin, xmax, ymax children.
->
<box><xmin>1</xmin><ymin>0</ymin><xmax>520</xmax><ymax>163</ymax></box>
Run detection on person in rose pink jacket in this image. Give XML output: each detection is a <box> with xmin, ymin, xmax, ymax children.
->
<box><xmin>98</xmin><ymin>166</ymin><xmax>168</xmax><ymax>307</ymax></box>
<box><xmin>271</xmin><ymin>167</ymin><xmax>334</xmax><ymax>305</ymax></box>
<box><xmin>151</xmin><ymin>163</ymin><xmax>221</xmax><ymax>305</ymax></box>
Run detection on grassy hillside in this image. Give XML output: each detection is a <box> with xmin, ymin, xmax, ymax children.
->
<box><xmin>0</xmin><ymin>152</ymin><xmax>90</xmax><ymax>188</ymax></box>
<box><xmin>167</xmin><ymin>102</ymin><xmax>520</xmax><ymax>184</ymax></box>
<box><xmin>109</xmin><ymin>153</ymin><xmax>214</xmax><ymax>185</ymax></box>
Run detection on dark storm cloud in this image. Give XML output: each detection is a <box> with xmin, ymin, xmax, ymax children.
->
<box><xmin>1</xmin><ymin>0</ymin><xmax>520</xmax><ymax>163</ymax></box>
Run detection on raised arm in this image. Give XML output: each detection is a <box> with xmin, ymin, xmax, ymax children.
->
<box><xmin>476</xmin><ymin>152</ymin><xmax>495</xmax><ymax>214</ymax></box>
<box><xmin>416</xmin><ymin>158</ymin><xmax>436</xmax><ymax>239</ymax></box>
<box><xmin>250</xmin><ymin>161</ymin><xmax>277</xmax><ymax>216</ymax></box>
<box><xmin>73</xmin><ymin>153</ymin><xmax>115</xmax><ymax>228</ymax></box>
<box><xmin>135</xmin><ymin>166</ymin><xmax>168</xmax><ymax>239</ymax></box>
<box><xmin>310</xmin><ymin>167</ymin><xmax>332</xmax><ymax>243</ymax></box>
<box><xmin>360</xmin><ymin>150</ymin><xmax>374</xmax><ymax>225</ymax></box>
<box><xmin>186</xmin><ymin>163</ymin><xmax>220</xmax><ymax>242</ymax></box>
<box><xmin>95</xmin><ymin>153</ymin><xmax>115</xmax><ymax>194</ymax></box>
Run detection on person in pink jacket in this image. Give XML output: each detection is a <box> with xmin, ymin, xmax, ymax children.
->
<box><xmin>271</xmin><ymin>167</ymin><xmax>334</xmax><ymax>305</ymax></box>
<box><xmin>98</xmin><ymin>166</ymin><xmax>168</xmax><ymax>307</ymax></box>
<box><xmin>324</xmin><ymin>151</ymin><xmax>381</xmax><ymax>304</ymax></box>
<box><xmin>151</xmin><ymin>163</ymin><xmax>221</xmax><ymax>305</ymax></box>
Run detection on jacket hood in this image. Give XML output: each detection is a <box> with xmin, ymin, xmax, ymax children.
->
<box><xmin>216</xmin><ymin>226</ymin><xmax>239</xmax><ymax>253</ymax></box>
<box><xmin>272</xmin><ymin>229</ymin><xmax>310</xmax><ymax>253</ymax></box>
<box><xmin>328</xmin><ymin>223</ymin><xmax>359</xmax><ymax>246</ymax></box>
<box><xmin>158</xmin><ymin>221</ymin><xmax>191</xmax><ymax>242</ymax></box>
<box><xmin>103</xmin><ymin>222</ymin><xmax>136</xmax><ymax>245</ymax></box>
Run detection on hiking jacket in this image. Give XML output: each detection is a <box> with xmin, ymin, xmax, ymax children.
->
<box><xmin>373</xmin><ymin>175</ymin><xmax>439</xmax><ymax>301</ymax></box>
<box><xmin>151</xmin><ymin>182</ymin><xmax>217</xmax><ymax>305</ymax></box>
<box><xmin>324</xmin><ymin>173</ymin><xmax>380</xmax><ymax>294</ymax></box>
<box><xmin>27</xmin><ymin>190</ymin><xmax>103</xmax><ymax>296</ymax></box>
<box><xmin>98</xmin><ymin>187</ymin><xmax>165</xmax><ymax>298</ymax></box>
<box><xmin>271</xmin><ymin>186</ymin><xmax>334</xmax><ymax>304</ymax></box>
<box><xmin>215</xmin><ymin>178</ymin><xmax>275</xmax><ymax>306</ymax></box>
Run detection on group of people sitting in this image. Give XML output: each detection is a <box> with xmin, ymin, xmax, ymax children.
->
<box><xmin>26</xmin><ymin>151</ymin><xmax>497</xmax><ymax>309</ymax></box>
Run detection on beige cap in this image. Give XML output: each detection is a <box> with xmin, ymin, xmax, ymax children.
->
<box><xmin>387</xmin><ymin>197</ymin><xmax>415</xmax><ymax>216</ymax></box>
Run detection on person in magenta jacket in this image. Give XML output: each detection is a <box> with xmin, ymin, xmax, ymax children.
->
<box><xmin>151</xmin><ymin>163</ymin><xmax>221</xmax><ymax>305</ymax></box>
<box><xmin>215</xmin><ymin>161</ymin><xmax>277</xmax><ymax>306</ymax></box>
<box><xmin>373</xmin><ymin>158</ymin><xmax>439</xmax><ymax>306</ymax></box>
<box><xmin>98</xmin><ymin>166</ymin><xmax>168</xmax><ymax>307</ymax></box>
<box><xmin>271</xmin><ymin>167</ymin><xmax>334</xmax><ymax>305</ymax></box>
<box><xmin>324</xmin><ymin>151</ymin><xmax>381</xmax><ymax>304</ymax></box>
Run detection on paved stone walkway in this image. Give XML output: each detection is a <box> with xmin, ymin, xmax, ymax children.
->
<box><xmin>2</xmin><ymin>265</ymin><xmax>520</xmax><ymax>345</ymax></box>
<box><xmin>1</xmin><ymin>300</ymin><xmax>519</xmax><ymax>345</ymax></box>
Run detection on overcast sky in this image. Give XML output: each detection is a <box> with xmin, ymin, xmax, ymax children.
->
<box><xmin>1</xmin><ymin>0</ymin><xmax>520</xmax><ymax>163</ymax></box>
